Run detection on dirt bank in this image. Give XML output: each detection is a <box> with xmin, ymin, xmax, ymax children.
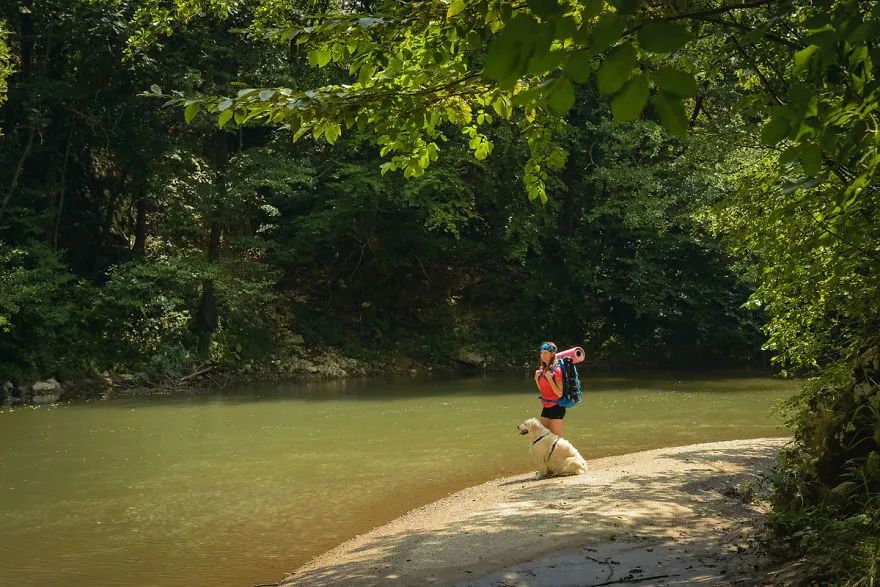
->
<box><xmin>280</xmin><ymin>438</ymin><xmax>789</xmax><ymax>586</ymax></box>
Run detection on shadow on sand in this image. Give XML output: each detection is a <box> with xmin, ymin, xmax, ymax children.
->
<box><xmin>272</xmin><ymin>440</ymin><xmax>786</xmax><ymax>587</ymax></box>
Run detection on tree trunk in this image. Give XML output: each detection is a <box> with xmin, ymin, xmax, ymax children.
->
<box><xmin>195</xmin><ymin>222</ymin><xmax>221</xmax><ymax>356</ymax></box>
<box><xmin>133</xmin><ymin>186</ymin><xmax>147</xmax><ymax>255</ymax></box>
<box><xmin>0</xmin><ymin>125</ymin><xmax>36</xmax><ymax>224</ymax></box>
<box><xmin>50</xmin><ymin>126</ymin><xmax>74</xmax><ymax>248</ymax></box>
<box><xmin>557</xmin><ymin>144</ymin><xmax>582</xmax><ymax>238</ymax></box>
<box><xmin>2</xmin><ymin>9</ymin><xmax>51</xmax><ymax>225</ymax></box>
<box><xmin>194</xmin><ymin>131</ymin><xmax>229</xmax><ymax>356</ymax></box>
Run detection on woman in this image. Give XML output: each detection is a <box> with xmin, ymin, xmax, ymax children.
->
<box><xmin>534</xmin><ymin>341</ymin><xmax>565</xmax><ymax>436</ymax></box>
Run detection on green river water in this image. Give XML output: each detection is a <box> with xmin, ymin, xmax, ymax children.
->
<box><xmin>0</xmin><ymin>371</ymin><xmax>800</xmax><ymax>586</ymax></box>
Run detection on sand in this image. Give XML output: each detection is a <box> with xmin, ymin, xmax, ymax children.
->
<box><xmin>279</xmin><ymin>438</ymin><xmax>790</xmax><ymax>586</ymax></box>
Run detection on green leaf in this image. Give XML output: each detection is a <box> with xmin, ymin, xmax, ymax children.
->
<box><xmin>794</xmin><ymin>45</ymin><xmax>820</xmax><ymax>71</ymax></box>
<box><xmin>803</xmin><ymin>14</ymin><xmax>830</xmax><ymax>31</ymax></box>
<box><xmin>358</xmin><ymin>63</ymin><xmax>375</xmax><ymax>86</ymax></box>
<box><xmin>492</xmin><ymin>95</ymin><xmax>513</xmax><ymax>118</ymax></box>
<box><xmin>324</xmin><ymin>122</ymin><xmax>341</xmax><ymax>144</ymax></box>
<box><xmin>466</xmin><ymin>30</ymin><xmax>482</xmax><ymax>50</ymax></box>
<box><xmin>582</xmin><ymin>0</ymin><xmax>604</xmax><ymax>19</ymax></box>
<box><xmin>563</xmin><ymin>49</ymin><xmax>592</xmax><ymax>83</ymax></box>
<box><xmin>218</xmin><ymin>109</ymin><xmax>233</xmax><ymax>128</ymax></box>
<box><xmin>596</xmin><ymin>42</ymin><xmax>637</xmax><ymax>95</ymax></box>
<box><xmin>547</xmin><ymin>77</ymin><xmax>576</xmax><ymax>116</ymax></box>
<box><xmin>609</xmin><ymin>0</ymin><xmax>640</xmax><ymax>14</ymax></box>
<box><xmin>475</xmin><ymin>141</ymin><xmax>492</xmax><ymax>160</ymax></box>
<box><xmin>233</xmin><ymin>109</ymin><xmax>245</xmax><ymax>124</ymax></box>
<box><xmin>482</xmin><ymin>14</ymin><xmax>539</xmax><ymax>84</ymax></box>
<box><xmin>317</xmin><ymin>47</ymin><xmax>332</xmax><ymax>67</ymax></box>
<box><xmin>527</xmin><ymin>48</ymin><xmax>565</xmax><ymax>75</ymax></box>
<box><xmin>651</xmin><ymin>67</ymin><xmax>698</xmax><ymax>97</ymax></box>
<box><xmin>527</xmin><ymin>0</ymin><xmax>560</xmax><ymax>20</ymax></box>
<box><xmin>447</xmin><ymin>0</ymin><xmax>466</xmax><ymax>18</ymax></box>
<box><xmin>554</xmin><ymin>16</ymin><xmax>577</xmax><ymax>41</ymax></box>
<box><xmin>590</xmin><ymin>13</ymin><xmax>625</xmax><ymax>53</ymax></box>
<box><xmin>638</xmin><ymin>22</ymin><xmax>694</xmax><ymax>53</ymax></box>
<box><xmin>258</xmin><ymin>90</ymin><xmax>275</xmax><ymax>101</ymax></box>
<box><xmin>800</xmin><ymin>143</ymin><xmax>822</xmax><ymax>176</ymax></box>
<box><xmin>184</xmin><ymin>102</ymin><xmax>201</xmax><ymax>124</ymax></box>
<box><xmin>654</xmin><ymin>91</ymin><xmax>688</xmax><ymax>137</ymax></box>
<box><xmin>150</xmin><ymin>84</ymin><xmax>162</xmax><ymax>95</ymax></box>
<box><xmin>780</xmin><ymin>145</ymin><xmax>800</xmax><ymax>165</ymax></box>
<box><xmin>218</xmin><ymin>99</ymin><xmax>233</xmax><ymax>112</ymax></box>
<box><xmin>761</xmin><ymin>115</ymin><xmax>790</xmax><ymax>145</ymax></box>
<box><xmin>611</xmin><ymin>74</ymin><xmax>649</xmax><ymax>121</ymax></box>
<box><xmin>483</xmin><ymin>41</ymin><xmax>518</xmax><ymax>81</ymax></box>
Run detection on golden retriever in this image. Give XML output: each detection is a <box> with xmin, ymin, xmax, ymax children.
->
<box><xmin>517</xmin><ymin>418</ymin><xmax>588</xmax><ymax>477</ymax></box>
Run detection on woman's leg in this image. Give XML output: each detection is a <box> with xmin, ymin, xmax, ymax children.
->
<box><xmin>539</xmin><ymin>416</ymin><xmax>551</xmax><ymax>429</ymax></box>
<box><xmin>546</xmin><ymin>418</ymin><xmax>563</xmax><ymax>436</ymax></box>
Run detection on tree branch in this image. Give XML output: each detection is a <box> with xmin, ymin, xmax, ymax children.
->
<box><xmin>729</xmin><ymin>35</ymin><xmax>785</xmax><ymax>106</ymax></box>
<box><xmin>700</xmin><ymin>16</ymin><xmax>801</xmax><ymax>49</ymax></box>
<box><xmin>640</xmin><ymin>0</ymin><xmax>776</xmax><ymax>24</ymax></box>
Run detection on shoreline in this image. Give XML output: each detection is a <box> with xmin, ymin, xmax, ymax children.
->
<box><xmin>279</xmin><ymin>437</ymin><xmax>791</xmax><ymax>586</ymax></box>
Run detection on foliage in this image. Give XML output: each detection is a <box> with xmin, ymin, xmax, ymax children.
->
<box><xmin>137</xmin><ymin>0</ymin><xmax>879</xmax><ymax>214</ymax></box>
<box><xmin>0</xmin><ymin>243</ymin><xmax>86</xmax><ymax>377</ymax></box>
<box><xmin>0</xmin><ymin>0</ymin><xmax>772</xmax><ymax>381</ymax></box>
<box><xmin>764</xmin><ymin>351</ymin><xmax>880</xmax><ymax>584</ymax></box>
<box><xmin>0</xmin><ymin>18</ymin><xmax>12</xmax><ymax>118</ymax></box>
<box><xmin>85</xmin><ymin>254</ymin><xmax>285</xmax><ymax>378</ymax></box>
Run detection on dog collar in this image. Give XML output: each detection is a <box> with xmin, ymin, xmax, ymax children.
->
<box><xmin>533</xmin><ymin>433</ymin><xmax>549</xmax><ymax>446</ymax></box>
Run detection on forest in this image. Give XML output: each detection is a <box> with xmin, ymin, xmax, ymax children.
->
<box><xmin>1</xmin><ymin>0</ymin><xmax>878</xmax><ymax>582</ymax></box>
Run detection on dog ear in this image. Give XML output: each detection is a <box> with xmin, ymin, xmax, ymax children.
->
<box><xmin>527</xmin><ymin>418</ymin><xmax>542</xmax><ymax>433</ymax></box>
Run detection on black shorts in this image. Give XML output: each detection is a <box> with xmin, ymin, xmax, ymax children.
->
<box><xmin>541</xmin><ymin>404</ymin><xmax>566</xmax><ymax>420</ymax></box>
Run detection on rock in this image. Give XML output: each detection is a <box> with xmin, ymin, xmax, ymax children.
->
<box><xmin>456</xmin><ymin>350</ymin><xmax>485</xmax><ymax>368</ymax></box>
<box><xmin>32</xmin><ymin>378</ymin><xmax>61</xmax><ymax>393</ymax></box>
<box><xmin>391</xmin><ymin>355</ymin><xmax>415</xmax><ymax>371</ymax></box>
<box><xmin>31</xmin><ymin>379</ymin><xmax>62</xmax><ymax>404</ymax></box>
<box><xmin>2</xmin><ymin>381</ymin><xmax>12</xmax><ymax>392</ymax></box>
<box><xmin>118</xmin><ymin>373</ymin><xmax>135</xmax><ymax>384</ymax></box>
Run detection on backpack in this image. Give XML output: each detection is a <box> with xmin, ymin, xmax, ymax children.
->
<box><xmin>555</xmin><ymin>357</ymin><xmax>582</xmax><ymax>407</ymax></box>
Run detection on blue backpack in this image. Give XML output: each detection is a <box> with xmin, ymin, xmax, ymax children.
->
<box><xmin>541</xmin><ymin>357</ymin><xmax>582</xmax><ymax>407</ymax></box>
<box><xmin>557</xmin><ymin>357</ymin><xmax>582</xmax><ymax>407</ymax></box>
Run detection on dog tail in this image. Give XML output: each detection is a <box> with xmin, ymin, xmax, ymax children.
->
<box><xmin>563</xmin><ymin>457</ymin><xmax>588</xmax><ymax>476</ymax></box>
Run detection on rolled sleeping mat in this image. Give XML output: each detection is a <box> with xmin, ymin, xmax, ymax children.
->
<box><xmin>556</xmin><ymin>347</ymin><xmax>585</xmax><ymax>364</ymax></box>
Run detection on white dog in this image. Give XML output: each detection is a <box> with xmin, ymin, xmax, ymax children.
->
<box><xmin>517</xmin><ymin>418</ymin><xmax>588</xmax><ymax>477</ymax></box>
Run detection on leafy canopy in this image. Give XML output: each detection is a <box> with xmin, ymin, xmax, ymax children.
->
<box><xmin>134</xmin><ymin>0</ymin><xmax>879</xmax><ymax>214</ymax></box>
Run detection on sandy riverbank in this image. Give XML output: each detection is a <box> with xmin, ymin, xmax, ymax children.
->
<box><xmin>279</xmin><ymin>438</ymin><xmax>791</xmax><ymax>586</ymax></box>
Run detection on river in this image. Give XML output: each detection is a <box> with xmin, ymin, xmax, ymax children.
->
<box><xmin>0</xmin><ymin>371</ymin><xmax>799</xmax><ymax>586</ymax></box>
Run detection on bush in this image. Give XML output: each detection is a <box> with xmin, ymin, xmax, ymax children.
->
<box><xmin>0</xmin><ymin>242</ymin><xmax>87</xmax><ymax>378</ymax></box>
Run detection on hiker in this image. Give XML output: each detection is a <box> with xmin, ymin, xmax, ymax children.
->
<box><xmin>535</xmin><ymin>341</ymin><xmax>565</xmax><ymax>436</ymax></box>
